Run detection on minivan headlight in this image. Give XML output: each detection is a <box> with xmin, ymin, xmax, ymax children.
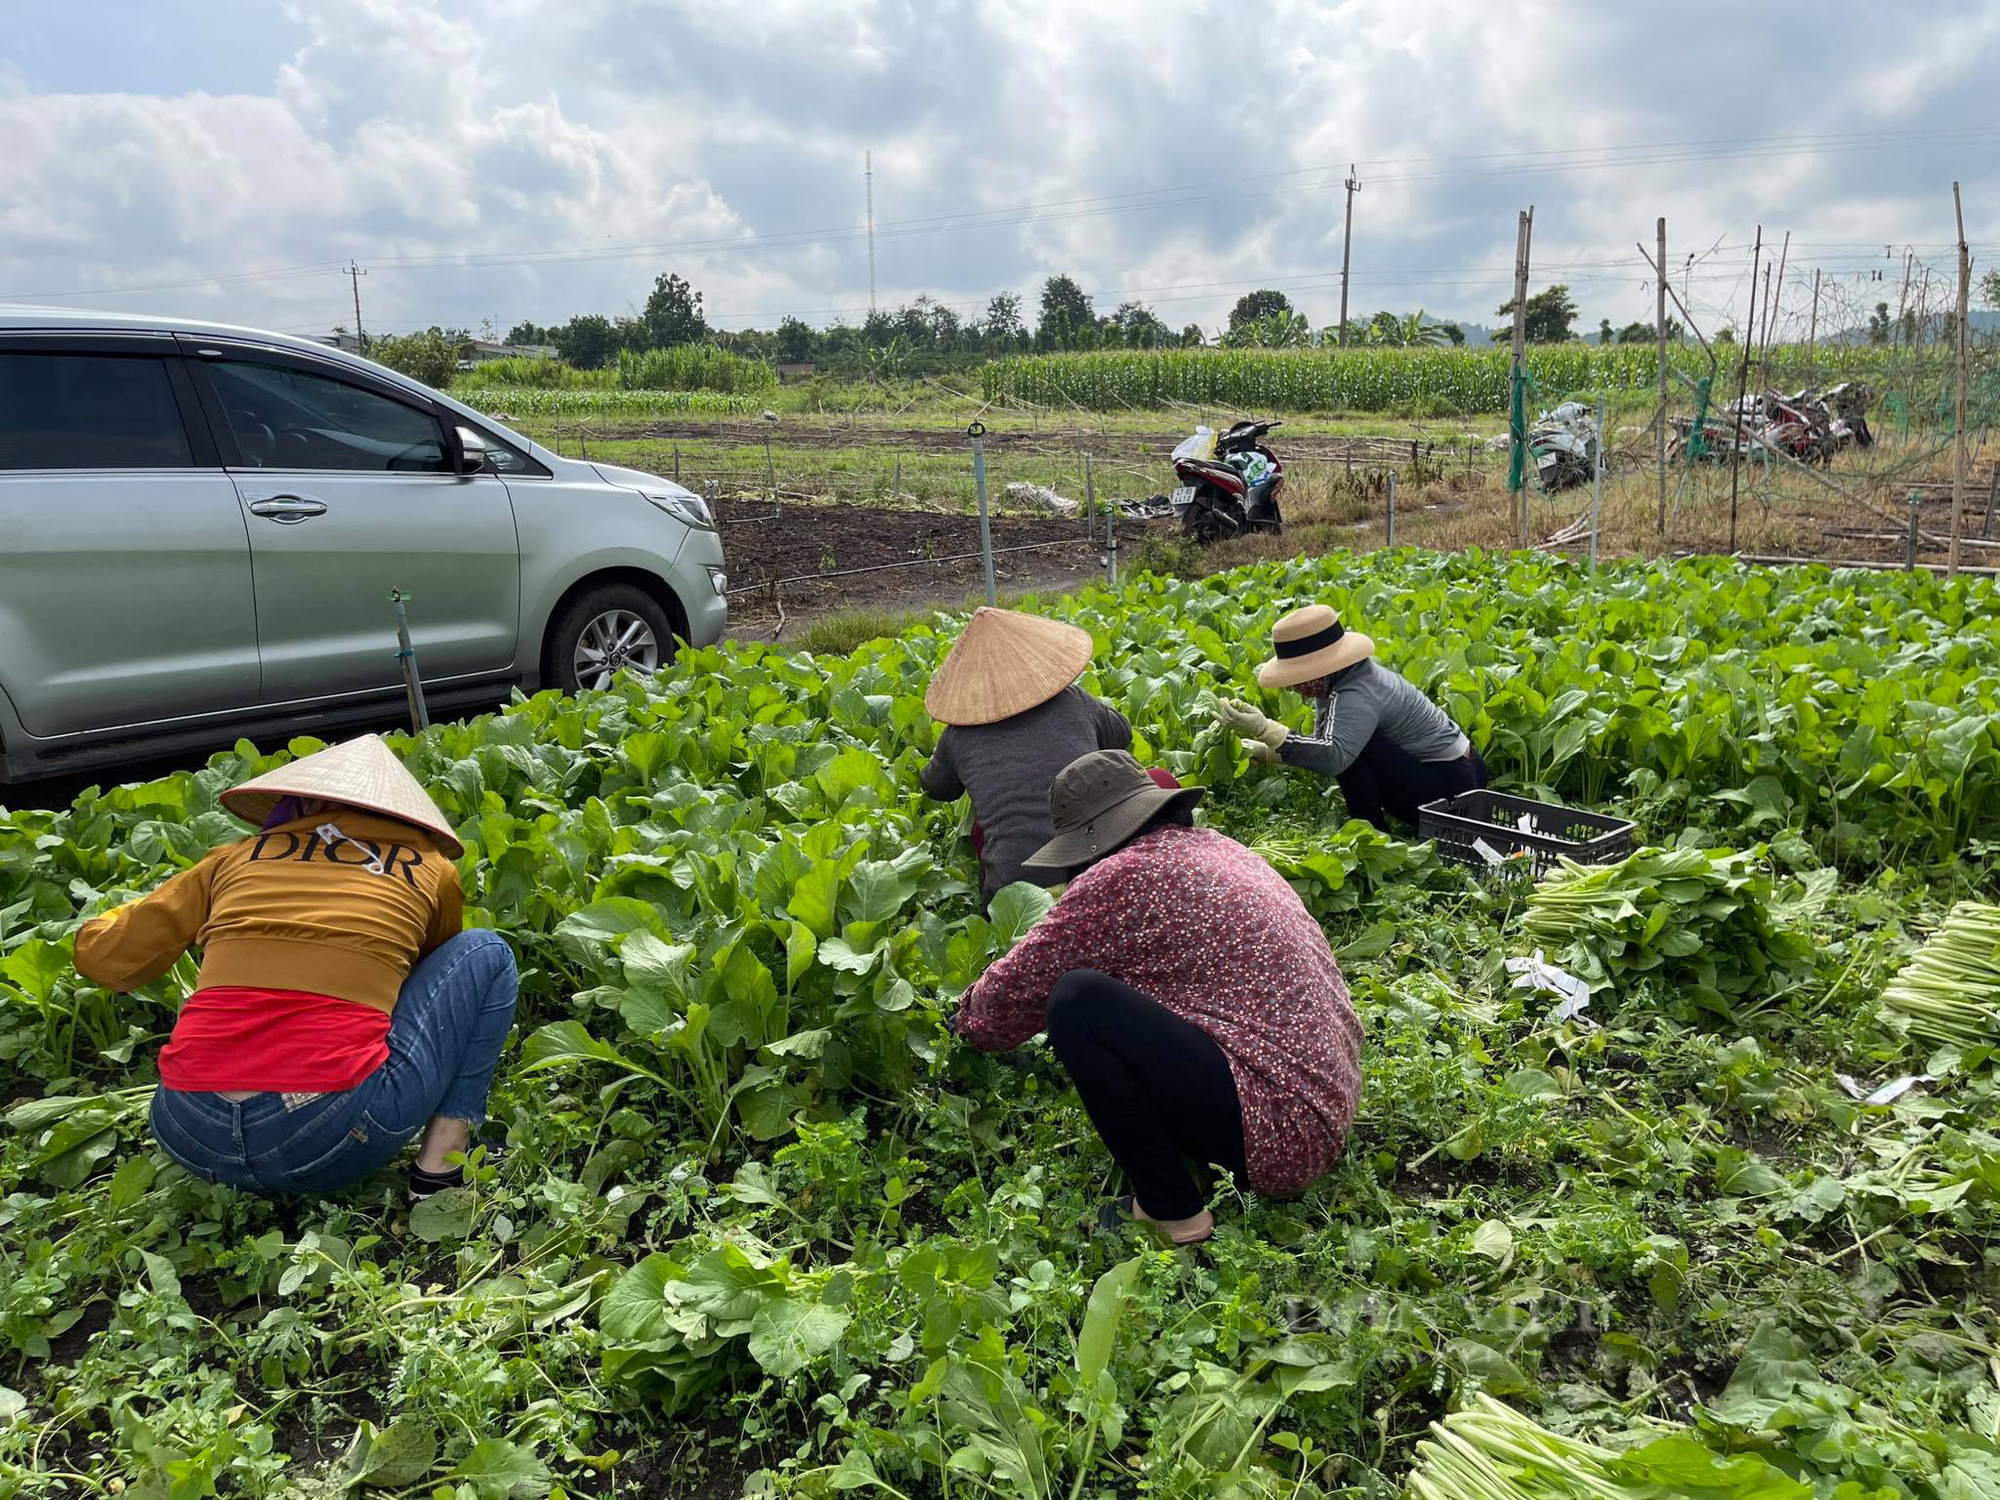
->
<box><xmin>642</xmin><ymin>489</ymin><xmax>715</xmax><ymax>530</ymax></box>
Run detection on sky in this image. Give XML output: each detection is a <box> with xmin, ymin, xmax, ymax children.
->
<box><xmin>3</xmin><ymin>0</ymin><xmax>1997</xmax><ymax>346</ymax></box>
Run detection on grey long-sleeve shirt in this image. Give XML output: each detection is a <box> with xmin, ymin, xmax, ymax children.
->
<box><xmin>921</xmin><ymin>685</ymin><xmax>1133</xmax><ymax>901</ymax></box>
<box><xmin>1277</xmin><ymin>659</ymin><xmax>1469</xmax><ymax>778</ymax></box>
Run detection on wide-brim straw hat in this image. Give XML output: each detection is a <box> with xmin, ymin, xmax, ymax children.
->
<box><xmin>1023</xmin><ymin>750</ymin><xmax>1204</xmax><ymax>870</ymax></box>
<box><xmin>1256</xmin><ymin>604</ymin><xmax>1375</xmax><ymax>690</ymax></box>
<box><xmin>925</xmin><ymin>607</ymin><xmax>1095</xmax><ymax>726</ymax></box>
<box><xmin>220</xmin><ymin>734</ymin><xmax>463</xmax><ymax>857</ymax></box>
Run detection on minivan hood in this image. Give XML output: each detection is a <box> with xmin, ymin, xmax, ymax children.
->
<box><xmin>590</xmin><ymin>462</ymin><xmax>695</xmax><ymax>498</ymax></box>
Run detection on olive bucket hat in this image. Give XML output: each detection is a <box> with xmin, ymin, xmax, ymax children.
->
<box><xmin>1022</xmin><ymin>750</ymin><xmax>1204</xmax><ymax>871</ymax></box>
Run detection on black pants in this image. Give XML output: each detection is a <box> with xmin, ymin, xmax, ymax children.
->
<box><xmin>1045</xmin><ymin>970</ymin><xmax>1247</xmax><ymax>1221</ymax></box>
<box><xmin>1337</xmin><ymin>735</ymin><xmax>1488</xmax><ymax>833</ymax></box>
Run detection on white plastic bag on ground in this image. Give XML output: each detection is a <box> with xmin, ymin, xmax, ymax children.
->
<box><xmin>1004</xmin><ymin>482</ymin><xmax>1080</xmax><ymax>517</ymax></box>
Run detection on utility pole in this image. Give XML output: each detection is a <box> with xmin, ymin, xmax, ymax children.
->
<box><xmin>865</xmin><ymin>151</ymin><xmax>877</xmax><ymax>316</ymax></box>
<box><xmin>346</xmin><ymin>261</ymin><xmax>367</xmax><ymax>352</ymax></box>
<box><xmin>1656</xmin><ymin>217</ymin><xmax>1668</xmax><ymax>533</ymax></box>
<box><xmin>1337</xmin><ymin>165</ymin><xmax>1360</xmax><ymax>346</ymax></box>
<box><xmin>1950</xmin><ymin>182</ymin><xmax>1971</xmax><ymax>577</ymax></box>
<box><xmin>1728</xmin><ymin>226</ymin><xmax>1762</xmax><ymax>555</ymax></box>
<box><xmin>1507</xmin><ymin>207</ymin><xmax>1534</xmax><ymax>548</ymax></box>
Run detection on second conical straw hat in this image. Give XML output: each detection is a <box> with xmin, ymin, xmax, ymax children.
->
<box><xmin>924</xmin><ymin>607</ymin><xmax>1095</xmax><ymax>726</ymax></box>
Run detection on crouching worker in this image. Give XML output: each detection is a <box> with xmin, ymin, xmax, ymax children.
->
<box><xmin>73</xmin><ymin>735</ymin><xmax>517</xmax><ymax>1200</ymax></box>
<box><xmin>921</xmin><ymin>607</ymin><xmax>1132</xmax><ymax>911</ymax></box>
<box><xmin>953</xmin><ymin>751</ymin><xmax>1362</xmax><ymax>1245</ymax></box>
<box><xmin>1216</xmin><ymin>604</ymin><xmax>1487</xmax><ymax>834</ymax></box>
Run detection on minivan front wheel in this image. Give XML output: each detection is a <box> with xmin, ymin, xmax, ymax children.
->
<box><xmin>547</xmin><ymin>584</ymin><xmax>676</xmax><ymax>695</ymax></box>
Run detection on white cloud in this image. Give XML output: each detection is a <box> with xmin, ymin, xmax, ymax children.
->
<box><xmin>1</xmin><ymin>0</ymin><xmax>1994</xmax><ymax>341</ymax></box>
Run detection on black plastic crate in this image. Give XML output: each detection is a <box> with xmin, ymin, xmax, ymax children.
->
<box><xmin>1418</xmin><ymin>789</ymin><xmax>1636</xmax><ymax>879</ymax></box>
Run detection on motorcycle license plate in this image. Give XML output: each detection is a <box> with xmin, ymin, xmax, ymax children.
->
<box><xmin>1535</xmin><ymin>452</ymin><xmax>1558</xmax><ymax>470</ymax></box>
<box><xmin>1170</xmin><ymin>484</ymin><xmax>1197</xmax><ymax>509</ymax></box>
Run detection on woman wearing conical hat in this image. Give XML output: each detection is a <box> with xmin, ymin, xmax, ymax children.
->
<box><xmin>73</xmin><ymin>735</ymin><xmax>517</xmax><ymax>1201</ymax></box>
<box><xmin>1213</xmin><ymin>605</ymin><xmax>1488</xmax><ymax>832</ymax></box>
<box><xmin>921</xmin><ymin>607</ymin><xmax>1138</xmax><ymax>907</ymax></box>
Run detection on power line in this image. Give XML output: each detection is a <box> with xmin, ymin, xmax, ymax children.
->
<box><xmin>8</xmin><ymin>124</ymin><xmax>1996</xmax><ymax>302</ymax></box>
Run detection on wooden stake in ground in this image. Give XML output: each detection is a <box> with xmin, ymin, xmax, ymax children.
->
<box><xmin>1897</xmin><ymin>247</ymin><xmax>1914</xmax><ymax>348</ymax></box>
<box><xmin>1508</xmin><ymin>207</ymin><xmax>1534</xmax><ymax>548</ymax></box>
<box><xmin>1950</xmin><ymin>181</ymin><xmax>1971</xmax><ymax>577</ymax></box>
<box><xmin>1807</xmin><ymin>267</ymin><xmax>1821</xmax><ymax>374</ymax></box>
<box><xmin>1656</xmin><ymin>216</ymin><xmax>1668</xmax><ymax>533</ymax></box>
<box><xmin>1729</xmin><ymin>226</ymin><xmax>1763</xmax><ymax>555</ymax></box>
<box><xmin>1756</xmin><ymin>263</ymin><xmax>1774</xmax><ymax>371</ymax></box>
<box><xmin>1760</xmin><ymin>230</ymin><xmax>1789</xmax><ymax>371</ymax></box>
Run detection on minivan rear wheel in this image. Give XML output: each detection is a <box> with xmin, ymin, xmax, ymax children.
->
<box><xmin>547</xmin><ymin>584</ymin><xmax>676</xmax><ymax>695</ymax></box>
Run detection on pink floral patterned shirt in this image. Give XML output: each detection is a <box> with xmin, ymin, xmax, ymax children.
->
<box><xmin>958</xmin><ymin>825</ymin><xmax>1363</xmax><ymax>1195</ymax></box>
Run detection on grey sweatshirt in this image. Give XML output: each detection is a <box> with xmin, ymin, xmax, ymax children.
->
<box><xmin>1277</xmin><ymin>659</ymin><xmax>1469</xmax><ymax>777</ymax></box>
<box><xmin>921</xmin><ymin>685</ymin><xmax>1132</xmax><ymax>901</ymax></box>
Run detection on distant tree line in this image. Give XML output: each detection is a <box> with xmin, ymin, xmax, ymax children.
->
<box><xmin>437</xmin><ymin>272</ymin><xmax>1698</xmax><ymax>380</ymax></box>
<box><xmin>492</xmin><ymin>273</ymin><xmax>1490</xmax><ymax>376</ymax></box>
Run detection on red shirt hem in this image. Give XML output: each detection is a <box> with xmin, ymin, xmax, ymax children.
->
<box><xmin>158</xmin><ymin>987</ymin><xmax>391</xmax><ymax>1093</ymax></box>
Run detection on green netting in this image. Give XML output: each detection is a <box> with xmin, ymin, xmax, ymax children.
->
<box><xmin>1685</xmin><ymin>375</ymin><xmax>1713</xmax><ymax>465</ymax></box>
<box><xmin>1506</xmin><ymin>364</ymin><xmax>1536</xmax><ymax>492</ymax></box>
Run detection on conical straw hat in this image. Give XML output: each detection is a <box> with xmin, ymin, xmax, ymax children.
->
<box><xmin>221</xmin><ymin>734</ymin><xmax>463</xmax><ymax>857</ymax></box>
<box><xmin>925</xmin><ymin>608</ymin><xmax>1095</xmax><ymax>726</ymax></box>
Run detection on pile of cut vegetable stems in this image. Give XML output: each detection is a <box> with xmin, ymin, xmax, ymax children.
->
<box><xmin>1880</xmin><ymin>901</ymin><xmax>2000</xmax><ymax>1050</ymax></box>
<box><xmin>1406</xmin><ymin>1396</ymin><xmax>1657</xmax><ymax>1499</ymax></box>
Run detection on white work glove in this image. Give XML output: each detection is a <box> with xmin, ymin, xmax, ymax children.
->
<box><xmin>1215</xmin><ymin>698</ymin><xmax>1289</xmax><ymax>749</ymax></box>
<box><xmin>1241</xmin><ymin>739</ymin><xmax>1282</xmax><ymax>766</ymax></box>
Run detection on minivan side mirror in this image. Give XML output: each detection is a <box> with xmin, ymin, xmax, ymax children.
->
<box><xmin>453</xmin><ymin>425</ymin><xmax>491</xmax><ymax>475</ymax></box>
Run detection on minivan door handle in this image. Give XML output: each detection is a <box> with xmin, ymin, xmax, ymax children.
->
<box><xmin>246</xmin><ymin>495</ymin><xmax>329</xmax><ymax>523</ymax></box>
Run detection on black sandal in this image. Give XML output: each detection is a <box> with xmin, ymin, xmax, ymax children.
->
<box><xmin>407</xmin><ymin>1141</ymin><xmax>507</xmax><ymax>1201</ymax></box>
<box><xmin>406</xmin><ymin>1163</ymin><xmax>464</xmax><ymax>1201</ymax></box>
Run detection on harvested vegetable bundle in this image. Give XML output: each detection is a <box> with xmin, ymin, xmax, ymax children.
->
<box><xmin>1520</xmin><ymin>847</ymin><xmax>1814</xmax><ymax>1019</ymax></box>
<box><xmin>1405</xmin><ymin>1395</ymin><xmax>1810</xmax><ymax>1499</ymax></box>
<box><xmin>1880</xmin><ymin>901</ymin><xmax>2000</xmax><ymax>1051</ymax></box>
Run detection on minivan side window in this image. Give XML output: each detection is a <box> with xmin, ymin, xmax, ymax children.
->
<box><xmin>0</xmin><ymin>352</ymin><xmax>194</xmax><ymax>470</ymax></box>
<box><xmin>205</xmin><ymin>360</ymin><xmax>450</xmax><ymax>473</ymax></box>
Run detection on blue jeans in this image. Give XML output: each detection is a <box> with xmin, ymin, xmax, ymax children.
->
<box><xmin>149</xmin><ymin>930</ymin><xmax>518</xmax><ymax>1196</ymax></box>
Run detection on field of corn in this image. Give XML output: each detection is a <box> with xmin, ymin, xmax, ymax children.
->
<box><xmin>454</xmin><ymin>346</ymin><xmax>777</xmax><ymax>397</ymax></box>
<box><xmin>981</xmin><ymin>344</ymin><xmax>1948</xmax><ymax>414</ymax></box>
<box><xmin>456</xmin><ymin>386</ymin><xmax>762</xmax><ymax>420</ymax></box>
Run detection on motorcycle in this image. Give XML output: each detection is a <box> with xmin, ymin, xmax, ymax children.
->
<box><xmin>1171</xmin><ymin>420</ymin><xmax>1285</xmax><ymax>543</ymax></box>
<box><xmin>1527</xmin><ymin>402</ymin><xmax>1599</xmax><ymax>492</ymax></box>
<box><xmin>1758</xmin><ymin>391</ymin><xmax>1833</xmax><ymax>466</ymax></box>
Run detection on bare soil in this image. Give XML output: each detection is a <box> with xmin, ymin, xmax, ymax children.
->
<box><xmin>718</xmin><ymin>499</ymin><xmax>1169</xmax><ymax>623</ymax></box>
<box><xmin>615</xmin><ymin>418</ymin><xmax>1471</xmax><ymax>464</ymax></box>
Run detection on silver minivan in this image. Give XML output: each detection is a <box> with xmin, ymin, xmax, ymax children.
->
<box><xmin>0</xmin><ymin>309</ymin><xmax>728</xmax><ymax>783</ymax></box>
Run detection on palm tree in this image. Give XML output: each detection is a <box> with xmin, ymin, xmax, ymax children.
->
<box><xmin>1398</xmin><ymin>310</ymin><xmax>1453</xmax><ymax>347</ymax></box>
<box><xmin>1224</xmin><ymin>309</ymin><xmax>1312</xmax><ymax>348</ymax></box>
